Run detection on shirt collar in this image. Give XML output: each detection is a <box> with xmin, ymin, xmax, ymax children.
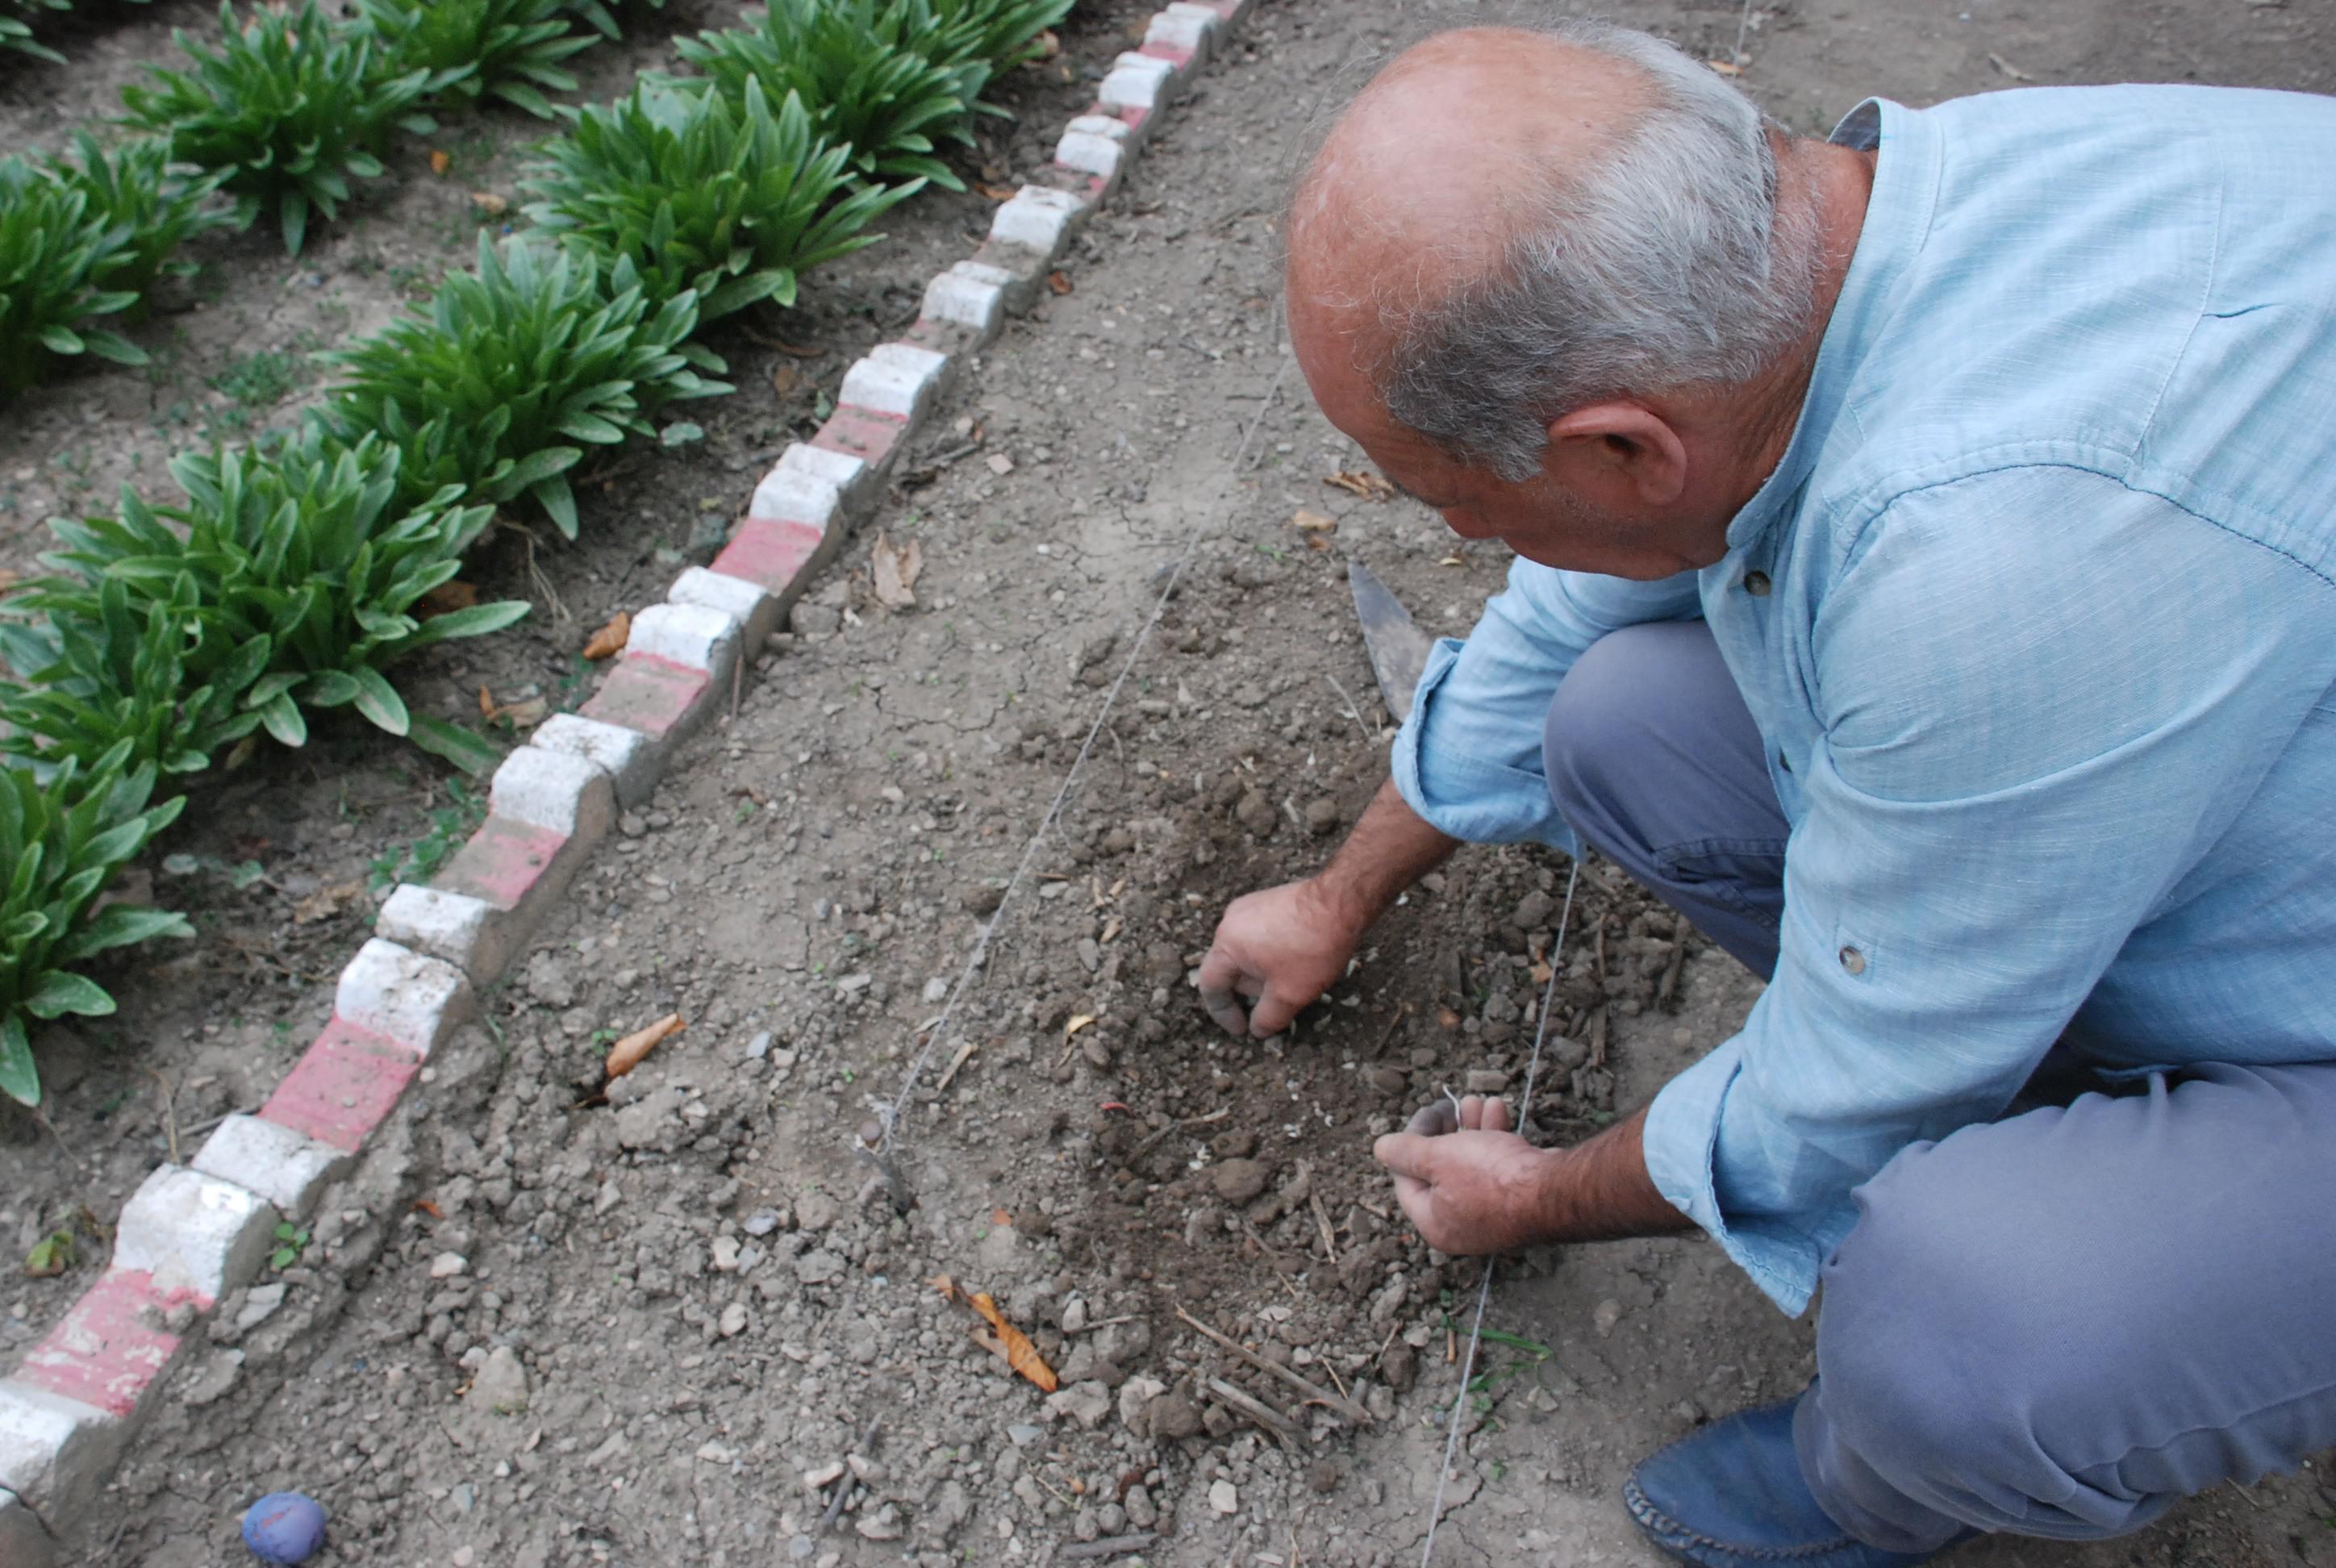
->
<box><xmin>1722</xmin><ymin>98</ymin><xmax>1944</xmax><ymax>553</ymax></box>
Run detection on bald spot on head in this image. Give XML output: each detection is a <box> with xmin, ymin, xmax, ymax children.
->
<box><xmin>1289</xmin><ymin>28</ymin><xmax>1657</xmax><ymax>377</ymax></box>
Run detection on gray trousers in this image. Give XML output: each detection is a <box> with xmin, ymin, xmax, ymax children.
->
<box><xmin>1541</xmin><ymin>620</ymin><xmax>2336</xmax><ymax>1549</ymax></box>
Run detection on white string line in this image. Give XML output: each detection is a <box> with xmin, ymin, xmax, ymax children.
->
<box><xmin>1730</xmin><ymin>0</ymin><xmax>1756</xmax><ymax>69</ymax></box>
<box><xmin>1419</xmin><ymin>856</ymin><xmax>1582</xmax><ymax>1567</ymax></box>
<box><xmin>878</xmin><ymin>344</ymin><xmax>1294</xmax><ymax>1153</ymax></box>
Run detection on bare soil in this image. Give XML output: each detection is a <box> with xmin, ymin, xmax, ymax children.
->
<box><xmin>5</xmin><ymin>0</ymin><xmax>2334</xmax><ymax>1565</ymax></box>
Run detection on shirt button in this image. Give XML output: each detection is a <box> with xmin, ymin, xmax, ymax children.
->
<box><xmin>1838</xmin><ymin>945</ymin><xmax>1867</xmax><ymax>975</ymax></box>
<box><xmin>1743</xmin><ymin>570</ymin><xmax>1772</xmax><ymax>596</ymax></box>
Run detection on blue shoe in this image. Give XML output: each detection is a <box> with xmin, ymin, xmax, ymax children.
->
<box><xmin>1625</xmin><ymin>1391</ymin><xmax>1964</xmax><ymax>1566</ymax></box>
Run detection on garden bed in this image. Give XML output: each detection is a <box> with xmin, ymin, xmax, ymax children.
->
<box><xmin>0</xmin><ymin>0</ymin><xmax>1152</xmax><ymax>1365</ymax></box>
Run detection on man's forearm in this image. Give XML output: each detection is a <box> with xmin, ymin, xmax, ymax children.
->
<box><xmin>1311</xmin><ymin>778</ymin><xmax>1462</xmax><ymax>935</ymax></box>
<box><xmin>1532</xmin><ymin>1104</ymin><xmax>1694</xmax><ymax>1242</ymax></box>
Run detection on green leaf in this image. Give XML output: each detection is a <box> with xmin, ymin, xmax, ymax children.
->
<box><xmin>301</xmin><ymin>669</ymin><xmax>362</xmax><ymax>708</ymax></box>
<box><xmin>400</xmin><ymin>599</ymin><xmax>531</xmax><ymax>649</ymax></box>
<box><xmin>57</xmin><ymin>904</ymin><xmax>194</xmax><ymax>961</ymax></box>
<box><xmin>260</xmin><ymin>690</ymin><xmax>307</xmax><ymax>747</ymax></box>
<box><xmin>23</xmin><ymin>970</ymin><xmax>117</xmax><ymax>1020</ymax></box>
<box><xmin>80</xmin><ymin>331</ymin><xmax>149</xmax><ymax>368</ymax></box>
<box><xmin>407</xmin><ymin>713</ymin><xmax>503</xmax><ymax>778</ymax></box>
<box><xmin>0</xmin><ymin>1015</ymin><xmax>35</xmax><ymax>1108</ymax></box>
<box><xmin>350</xmin><ymin>666</ymin><xmax>410</xmax><ymax>735</ymax></box>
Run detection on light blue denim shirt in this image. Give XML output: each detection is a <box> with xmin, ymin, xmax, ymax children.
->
<box><xmin>1389</xmin><ymin>85</ymin><xmax>2336</xmax><ymax>1314</ymax></box>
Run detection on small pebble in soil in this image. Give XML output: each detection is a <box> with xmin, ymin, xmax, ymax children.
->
<box><xmin>240</xmin><ymin>1492</ymin><xmax>327</xmax><ymax>1565</ymax></box>
<box><xmin>1211</xmin><ymin>1159</ymin><xmax>1270</xmax><ymax>1205</ymax></box>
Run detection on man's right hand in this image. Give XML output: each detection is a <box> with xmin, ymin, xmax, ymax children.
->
<box><xmin>1196</xmin><ymin>879</ymin><xmax>1361</xmax><ymax>1038</ymax></box>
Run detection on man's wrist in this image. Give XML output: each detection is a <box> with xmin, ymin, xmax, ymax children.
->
<box><xmin>1525</xmin><ymin>1144</ymin><xmax>1582</xmax><ymax>1246</ymax></box>
<box><xmin>1300</xmin><ymin>867</ymin><xmax>1384</xmax><ymax>945</ymax></box>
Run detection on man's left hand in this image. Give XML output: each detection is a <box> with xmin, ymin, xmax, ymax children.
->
<box><xmin>1372</xmin><ymin>1095</ymin><xmax>1560</xmax><ymax>1255</ymax></box>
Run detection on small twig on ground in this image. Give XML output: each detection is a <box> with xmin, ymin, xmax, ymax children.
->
<box><xmin>1323</xmin><ymin>672</ymin><xmax>1370</xmax><ymax>737</ymax></box>
<box><xmin>1059</xmin><ymin>1533</ymin><xmax>1161</xmax><ymax>1561</ymax></box>
<box><xmin>1205</xmin><ymin>1376</ymin><xmax>1305</xmax><ymax>1446</ymax></box>
<box><xmin>1659</xmin><ymin>940</ymin><xmax>1686</xmax><ymax>1007</ymax></box>
<box><xmin>1176</xmin><ymin>1307</ymin><xmax>1373</xmax><ymax>1425</ymax></box>
<box><xmin>727</xmin><ymin>651</ymin><xmax>743</xmax><ymax>725</ymax></box>
<box><xmin>1309</xmin><ymin>1192</ymin><xmax>1340</xmax><ymax>1265</ymax></box>
<box><xmin>820</xmin><ymin>1417</ymin><xmax>882</xmax><ymax>1533</ymax></box>
<box><xmin>933</xmin><ymin>1034</ymin><xmax>980</xmax><ymax>1095</ymax></box>
<box><xmin>1131</xmin><ymin>1106</ymin><xmax>1230</xmax><ymax>1160</ymax></box>
<box><xmin>1062</xmin><ymin>1312</ymin><xmax>1139</xmax><ymax>1337</ymax></box>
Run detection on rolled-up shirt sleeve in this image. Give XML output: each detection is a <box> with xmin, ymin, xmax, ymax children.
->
<box><xmin>1389</xmin><ymin>560</ymin><xmax>1702</xmax><ymax>851</ymax></box>
<box><xmin>1643</xmin><ymin>469</ymin><xmax>2336</xmax><ymax>1314</ymax></box>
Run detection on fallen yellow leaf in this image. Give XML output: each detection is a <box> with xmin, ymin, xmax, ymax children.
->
<box><xmin>582</xmin><ymin>611</ymin><xmax>630</xmax><ymax>661</ymax></box>
<box><xmin>968</xmin><ymin>1291</ymin><xmax>1057</xmax><ymax>1391</ymax></box>
<box><xmin>605</xmin><ymin>1013</ymin><xmax>685</xmax><ymax>1078</ymax></box>
<box><xmin>1065</xmin><ymin>1014</ymin><xmax>1096</xmax><ymax>1038</ymax></box>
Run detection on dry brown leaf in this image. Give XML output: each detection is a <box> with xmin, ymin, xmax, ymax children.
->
<box><xmin>931</xmin><ymin>1272</ymin><xmax>959</xmax><ymax>1302</ymax></box>
<box><xmin>968</xmin><ymin>1291</ymin><xmax>1058</xmax><ymax>1391</ymax></box>
<box><xmin>974</xmin><ymin>181</ymin><xmax>1020</xmax><ymax>202</ymax></box>
<box><xmin>1437</xmin><ymin>554</ymin><xmax>1466</xmax><ymax>566</ymax></box>
<box><xmin>428</xmin><ymin>149</ymin><xmax>451</xmax><ymax>176</ymax></box>
<box><xmin>870</xmin><ymin>532</ymin><xmax>923</xmax><ymax>610</ymax></box>
<box><xmin>1304</xmin><ymin>533</ymin><xmax>1334</xmax><ymax>553</ymax></box>
<box><xmin>582</xmin><ymin>611</ymin><xmax>630</xmax><ymax>661</ymax></box>
<box><xmin>1325</xmin><ymin>469</ymin><xmax>1396</xmax><ymax>502</ymax></box>
<box><xmin>413</xmin><ymin>1198</ymin><xmax>445</xmax><ymax>1220</ymax></box>
<box><xmin>292</xmin><ymin>879</ymin><xmax>364</xmax><ymax>925</ymax></box>
<box><xmin>773</xmin><ymin>339</ymin><xmax>823</xmax><ymax>358</ymax></box>
<box><xmin>991</xmin><ymin>1207</ymin><xmax>1012</xmax><ymax>1227</ymax></box>
<box><xmin>498</xmin><ymin>696</ymin><xmax>549</xmax><ymax>729</ymax></box>
<box><xmin>605</xmin><ymin>1013</ymin><xmax>685</xmax><ymax>1078</ymax></box>
<box><xmin>770</xmin><ymin>362</ymin><xmax>803</xmax><ymax>398</ymax></box>
<box><xmin>1047</xmin><ymin>269</ymin><xmax>1074</xmax><ymax>296</ymax></box>
<box><xmin>1064</xmin><ymin>1014</ymin><xmax>1096</xmax><ymax>1038</ymax></box>
<box><xmin>1706</xmin><ymin>57</ymin><xmax>1742</xmax><ymax>75</ymax></box>
<box><xmin>420</xmin><ymin>580</ymin><xmax>480</xmax><ymax>617</ymax></box>
<box><xmin>470</xmin><ymin>190</ymin><xmax>509</xmax><ymax>217</ymax></box>
<box><xmin>1032</xmin><ymin>27</ymin><xmax>1061</xmax><ymax>58</ymax></box>
<box><xmin>477</xmin><ymin>684</ymin><xmax>497</xmax><ymax>720</ymax></box>
<box><xmin>1291</xmin><ymin>508</ymin><xmax>1338</xmax><ymax>533</ymax></box>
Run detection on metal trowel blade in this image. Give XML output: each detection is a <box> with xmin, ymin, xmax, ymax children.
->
<box><xmin>1347</xmin><ymin>560</ymin><xmax>1436</xmax><ymax>724</ymax></box>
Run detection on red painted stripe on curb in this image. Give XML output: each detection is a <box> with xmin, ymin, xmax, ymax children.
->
<box><xmin>261</xmin><ymin>1017</ymin><xmax>423</xmax><ymax>1153</ymax></box>
<box><xmin>715</xmin><ymin>516</ymin><xmax>826</xmax><ymax>598</ymax></box>
<box><xmin>433</xmin><ymin>819</ymin><xmax>569</xmax><ymax>911</ymax></box>
<box><xmin>17</xmin><ymin>1270</ymin><xmax>194</xmax><ymax>1415</ymax></box>
<box><xmin>811</xmin><ymin>407</ymin><xmax>907</xmax><ymax>468</ymax></box>
<box><xmin>579</xmin><ymin>655</ymin><xmax>711</xmax><ymax>740</ymax></box>
<box><xmin>1139</xmin><ymin>42</ymin><xmax>1195</xmax><ymax>67</ymax></box>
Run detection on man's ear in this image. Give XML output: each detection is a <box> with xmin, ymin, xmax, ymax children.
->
<box><xmin>1545</xmin><ymin>402</ymin><xmax>1688</xmax><ymax>508</ymax></box>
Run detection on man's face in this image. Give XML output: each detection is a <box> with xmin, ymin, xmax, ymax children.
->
<box><xmin>1292</xmin><ymin>306</ymin><xmax>1715</xmax><ymax>581</ymax></box>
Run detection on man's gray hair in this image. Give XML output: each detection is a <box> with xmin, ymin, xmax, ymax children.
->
<box><xmin>1374</xmin><ymin>23</ymin><xmax>1817</xmax><ymax>482</ymax></box>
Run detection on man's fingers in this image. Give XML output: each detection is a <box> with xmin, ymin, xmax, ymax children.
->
<box><xmin>1372</xmin><ymin>1131</ymin><xmax>1440</xmax><ymax>1181</ymax></box>
<box><xmin>1199</xmin><ymin>988</ymin><xmax>1248</xmax><ymax>1036</ymax></box>
<box><xmin>1245</xmin><ymin>983</ymin><xmax>1304</xmax><ymax>1039</ymax></box>
<box><xmin>1404</xmin><ymin>1100</ymin><xmax>1457</xmax><ymax>1137</ymax></box>
<box><xmin>1193</xmin><ymin>948</ymin><xmax>1251</xmax><ymax>1036</ymax></box>
<box><xmin>1484</xmin><ymin>1098</ymin><xmax>1512</xmax><ymax>1133</ymax></box>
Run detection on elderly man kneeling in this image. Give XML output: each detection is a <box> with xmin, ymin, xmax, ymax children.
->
<box><xmin>1197</xmin><ymin>22</ymin><xmax>2336</xmax><ymax>1567</ymax></box>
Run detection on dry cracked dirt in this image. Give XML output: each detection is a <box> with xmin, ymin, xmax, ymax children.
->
<box><xmin>38</xmin><ymin>0</ymin><xmax>2336</xmax><ymax>1563</ymax></box>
